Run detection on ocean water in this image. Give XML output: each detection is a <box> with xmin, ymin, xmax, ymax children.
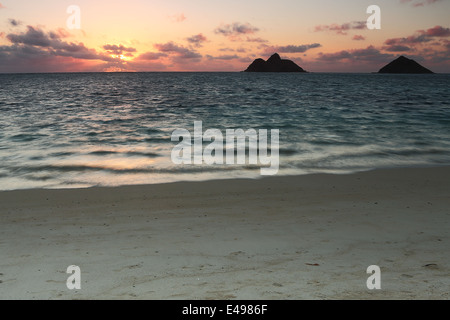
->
<box><xmin>0</xmin><ymin>72</ymin><xmax>449</xmax><ymax>190</ymax></box>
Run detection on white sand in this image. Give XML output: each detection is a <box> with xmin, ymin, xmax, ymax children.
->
<box><xmin>0</xmin><ymin>167</ymin><xmax>449</xmax><ymax>299</ymax></box>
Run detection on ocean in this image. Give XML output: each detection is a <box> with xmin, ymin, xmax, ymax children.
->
<box><xmin>0</xmin><ymin>72</ymin><xmax>449</xmax><ymax>190</ymax></box>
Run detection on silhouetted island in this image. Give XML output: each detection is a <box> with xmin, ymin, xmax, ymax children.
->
<box><xmin>378</xmin><ymin>56</ymin><xmax>434</xmax><ymax>74</ymax></box>
<box><xmin>244</xmin><ymin>53</ymin><xmax>307</xmax><ymax>72</ymax></box>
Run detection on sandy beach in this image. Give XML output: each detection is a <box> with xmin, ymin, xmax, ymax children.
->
<box><xmin>0</xmin><ymin>166</ymin><xmax>449</xmax><ymax>300</ymax></box>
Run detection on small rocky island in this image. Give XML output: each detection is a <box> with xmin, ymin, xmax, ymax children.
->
<box><xmin>378</xmin><ymin>56</ymin><xmax>434</xmax><ymax>74</ymax></box>
<box><xmin>244</xmin><ymin>53</ymin><xmax>307</xmax><ymax>72</ymax></box>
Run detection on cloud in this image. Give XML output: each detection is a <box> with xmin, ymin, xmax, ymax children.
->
<box><xmin>384</xmin><ymin>25</ymin><xmax>450</xmax><ymax>52</ymax></box>
<box><xmin>352</xmin><ymin>35</ymin><xmax>366</xmax><ymax>41</ymax></box>
<box><xmin>377</xmin><ymin>26</ymin><xmax>449</xmax><ymax>70</ymax></box>
<box><xmin>215</xmin><ymin>22</ymin><xmax>259</xmax><ymax>41</ymax></box>
<box><xmin>239</xmin><ymin>57</ymin><xmax>253</xmax><ymax>63</ymax></box>
<box><xmin>49</xmin><ymin>28</ymin><xmax>72</xmax><ymax>39</ymax></box>
<box><xmin>262</xmin><ymin>43</ymin><xmax>321</xmax><ymax>54</ymax></box>
<box><xmin>103</xmin><ymin>44</ymin><xmax>137</xmax><ymax>55</ymax></box>
<box><xmin>384</xmin><ymin>34</ymin><xmax>430</xmax><ymax>46</ymax></box>
<box><xmin>0</xmin><ymin>25</ymin><xmax>124</xmax><ymax>72</ymax></box>
<box><xmin>6</xmin><ymin>26</ymin><xmax>73</xmax><ymax>47</ymax></box>
<box><xmin>9</xmin><ymin>19</ymin><xmax>22</xmax><ymax>27</ymax></box>
<box><xmin>400</xmin><ymin>0</ymin><xmax>443</xmax><ymax>7</ymax></box>
<box><xmin>7</xmin><ymin>26</ymin><xmax>53</xmax><ymax>47</ymax></box>
<box><xmin>136</xmin><ymin>52</ymin><xmax>167</xmax><ymax>60</ymax></box>
<box><xmin>277</xmin><ymin>43</ymin><xmax>321</xmax><ymax>53</ymax></box>
<box><xmin>169</xmin><ymin>13</ymin><xmax>186</xmax><ymax>22</ymax></box>
<box><xmin>418</xmin><ymin>25</ymin><xmax>450</xmax><ymax>37</ymax></box>
<box><xmin>206</xmin><ymin>54</ymin><xmax>240</xmax><ymax>61</ymax></box>
<box><xmin>124</xmin><ymin>60</ymin><xmax>167</xmax><ymax>72</ymax></box>
<box><xmin>0</xmin><ymin>44</ymin><xmax>102</xmax><ymax>73</ymax></box>
<box><xmin>154</xmin><ymin>41</ymin><xmax>202</xmax><ymax>59</ymax></box>
<box><xmin>1</xmin><ymin>25</ymin><xmax>233</xmax><ymax>72</ymax></box>
<box><xmin>317</xmin><ymin>46</ymin><xmax>393</xmax><ymax>63</ymax></box>
<box><xmin>384</xmin><ymin>45</ymin><xmax>412</xmax><ymax>52</ymax></box>
<box><xmin>314</xmin><ymin>21</ymin><xmax>366</xmax><ymax>35</ymax></box>
<box><xmin>186</xmin><ymin>34</ymin><xmax>207</xmax><ymax>48</ymax></box>
<box><xmin>246</xmin><ymin>37</ymin><xmax>268</xmax><ymax>43</ymax></box>
<box><xmin>444</xmin><ymin>40</ymin><xmax>450</xmax><ymax>50</ymax></box>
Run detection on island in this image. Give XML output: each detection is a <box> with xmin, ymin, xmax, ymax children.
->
<box><xmin>244</xmin><ymin>53</ymin><xmax>307</xmax><ymax>72</ymax></box>
<box><xmin>378</xmin><ymin>56</ymin><xmax>434</xmax><ymax>74</ymax></box>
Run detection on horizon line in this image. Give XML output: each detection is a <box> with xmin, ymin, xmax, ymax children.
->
<box><xmin>0</xmin><ymin>71</ymin><xmax>448</xmax><ymax>75</ymax></box>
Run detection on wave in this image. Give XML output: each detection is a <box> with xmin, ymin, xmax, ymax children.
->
<box><xmin>1</xmin><ymin>72</ymin><xmax>449</xmax><ymax>190</ymax></box>
<box><xmin>8</xmin><ymin>163</ymin><xmax>255</xmax><ymax>175</ymax></box>
<box><xmin>88</xmin><ymin>150</ymin><xmax>160</xmax><ymax>158</ymax></box>
<box><xmin>9</xmin><ymin>133</ymin><xmax>48</xmax><ymax>142</ymax></box>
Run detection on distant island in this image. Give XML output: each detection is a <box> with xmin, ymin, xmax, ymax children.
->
<box><xmin>378</xmin><ymin>56</ymin><xmax>434</xmax><ymax>74</ymax></box>
<box><xmin>244</xmin><ymin>53</ymin><xmax>307</xmax><ymax>72</ymax></box>
<box><xmin>243</xmin><ymin>53</ymin><xmax>435</xmax><ymax>74</ymax></box>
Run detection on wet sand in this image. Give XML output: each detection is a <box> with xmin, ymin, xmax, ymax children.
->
<box><xmin>0</xmin><ymin>167</ymin><xmax>449</xmax><ymax>299</ymax></box>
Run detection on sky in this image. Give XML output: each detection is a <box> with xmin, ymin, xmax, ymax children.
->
<box><xmin>0</xmin><ymin>0</ymin><xmax>449</xmax><ymax>73</ymax></box>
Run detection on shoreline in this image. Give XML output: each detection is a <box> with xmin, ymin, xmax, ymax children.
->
<box><xmin>2</xmin><ymin>163</ymin><xmax>450</xmax><ymax>193</ymax></box>
<box><xmin>1</xmin><ymin>166</ymin><xmax>449</xmax><ymax>299</ymax></box>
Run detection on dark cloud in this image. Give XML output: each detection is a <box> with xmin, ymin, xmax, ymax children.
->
<box><xmin>0</xmin><ymin>44</ymin><xmax>47</xmax><ymax>59</ymax></box>
<box><xmin>186</xmin><ymin>34</ymin><xmax>207</xmax><ymax>48</ymax></box>
<box><xmin>103</xmin><ymin>44</ymin><xmax>137</xmax><ymax>55</ymax></box>
<box><xmin>0</xmin><ymin>25</ymin><xmax>124</xmax><ymax>72</ymax></box>
<box><xmin>4</xmin><ymin>27</ymin><xmax>130</xmax><ymax>63</ymax></box>
<box><xmin>218</xmin><ymin>47</ymin><xmax>234</xmax><ymax>52</ymax></box>
<box><xmin>384</xmin><ymin>25</ymin><xmax>450</xmax><ymax>52</ymax></box>
<box><xmin>215</xmin><ymin>22</ymin><xmax>259</xmax><ymax>40</ymax></box>
<box><xmin>0</xmin><ymin>44</ymin><xmax>102</xmax><ymax>73</ymax></box>
<box><xmin>246</xmin><ymin>37</ymin><xmax>268</xmax><ymax>43</ymax></box>
<box><xmin>314</xmin><ymin>21</ymin><xmax>366</xmax><ymax>35</ymax></box>
<box><xmin>276</xmin><ymin>44</ymin><xmax>321</xmax><ymax>53</ymax></box>
<box><xmin>444</xmin><ymin>40</ymin><xmax>450</xmax><ymax>50</ymax></box>
<box><xmin>239</xmin><ymin>57</ymin><xmax>253</xmax><ymax>63</ymax></box>
<box><xmin>418</xmin><ymin>25</ymin><xmax>450</xmax><ymax>37</ymax></box>
<box><xmin>206</xmin><ymin>54</ymin><xmax>240</xmax><ymax>61</ymax></box>
<box><xmin>384</xmin><ymin>45</ymin><xmax>412</xmax><ymax>52</ymax></box>
<box><xmin>7</xmin><ymin>26</ymin><xmax>53</xmax><ymax>47</ymax></box>
<box><xmin>136</xmin><ymin>52</ymin><xmax>167</xmax><ymax>60</ymax></box>
<box><xmin>52</xmin><ymin>43</ymin><xmax>110</xmax><ymax>61</ymax></box>
<box><xmin>400</xmin><ymin>0</ymin><xmax>443</xmax><ymax>7</ymax></box>
<box><xmin>352</xmin><ymin>35</ymin><xmax>366</xmax><ymax>41</ymax></box>
<box><xmin>378</xmin><ymin>26</ymin><xmax>450</xmax><ymax>70</ymax></box>
<box><xmin>262</xmin><ymin>43</ymin><xmax>321</xmax><ymax>54</ymax></box>
<box><xmin>49</xmin><ymin>28</ymin><xmax>72</xmax><ymax>39</ymax></box>
<box><xmin>6</xmin><ymin>27</ymin><xmax>84</xmax><ymax>54</ymax></box>
<box><xmin>154</xmin><ymin>42</ymin><xmax>202</xmax><ymax>59</ymax></box>
<box><xmin>317</xmin><ymin>46</ymin><xmax>393</xmax><ymax>63</ymax></box>
<box><xmin>9</xmin><ymin>19</ymin><xmax>22</xmax><ymax>27</ymax></box>
<box><xmin>385</xmin><ymin>34</ymin><xmax>430</xmax><ymax>46</ymax></box>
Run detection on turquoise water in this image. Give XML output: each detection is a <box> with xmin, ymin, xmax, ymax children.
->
<box><xmin>0</xmin><ymin>72</ymin><xmax>449</xmax><ymax>190</ymax></box>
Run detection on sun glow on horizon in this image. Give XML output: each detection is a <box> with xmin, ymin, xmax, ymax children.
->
<box><xmin>110</xmin><ymin>54</ymin><xmax>132</xmax><ymax>61</ymax></box>
<box><xmin>0</xmin><ymin>0</ymin><xmax>449</xmax><ymax>72</ymax></box>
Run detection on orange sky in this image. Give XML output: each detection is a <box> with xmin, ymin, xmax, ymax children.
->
<box><xmin>0</xmin><ymin>0</ymin><xmax>449</xmax><ymax>72</ymax></box>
